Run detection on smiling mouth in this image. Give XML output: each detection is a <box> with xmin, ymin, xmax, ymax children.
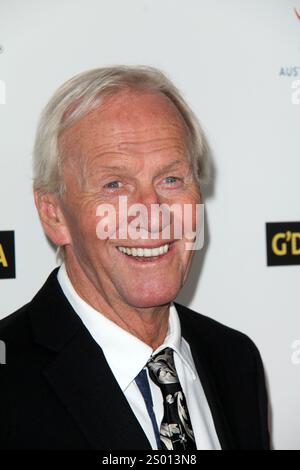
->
<box><xmin>116</xmin><ymin>242</ymin><xmax>174</xmax><ymax>262</ymax></box>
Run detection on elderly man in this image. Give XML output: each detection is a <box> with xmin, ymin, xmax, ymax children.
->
<box><xmin>0</xmin><ymin>66</ymin><xmax>270</xmax><ymax>450</ymax></box>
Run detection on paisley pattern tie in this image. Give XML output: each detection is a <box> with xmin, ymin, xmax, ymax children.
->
<box><xmin>146</xmin><ymin>347</ymin><xmax>197</xmax><ymax>451</ymax></box>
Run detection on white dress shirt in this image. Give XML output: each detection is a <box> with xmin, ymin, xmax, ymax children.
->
<box><xmin>57</xmin><ymin>263</ymin><xmax>221</xmax><ymax>450</ymax></box>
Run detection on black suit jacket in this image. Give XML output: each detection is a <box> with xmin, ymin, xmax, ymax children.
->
<box><xmin>0</xmin><ymin>269</ymin><xmax>270</xmax><ymax>450</ymax></box>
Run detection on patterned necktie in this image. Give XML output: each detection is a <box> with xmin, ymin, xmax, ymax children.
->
<box><xmin>146</xmin><ymin>347</ymin><xmax>197</xmax><ymax>451</ymax></box>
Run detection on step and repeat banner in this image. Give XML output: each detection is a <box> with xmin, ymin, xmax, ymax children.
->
<box><xmin>0</xmin><ymin>0</ymin><xmax>299</xmax><ymax>449</ymax></box>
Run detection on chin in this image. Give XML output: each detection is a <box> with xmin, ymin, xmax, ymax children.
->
<box><xmin>122</xmin><ymin>285</ymin><xmax>181</xmax><ymax>309</ymax></box>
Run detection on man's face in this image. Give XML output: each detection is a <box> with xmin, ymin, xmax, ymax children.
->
<box><xmin>58</xmin><ymin>90</ymin><xmax>201</xmax><ymax>308</ymax></box>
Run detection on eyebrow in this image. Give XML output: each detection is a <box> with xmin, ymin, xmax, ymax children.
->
<box><xmin>156</xmin><ymin>159</ymin><xmax>189</xmax><ymax>176</ymax></box>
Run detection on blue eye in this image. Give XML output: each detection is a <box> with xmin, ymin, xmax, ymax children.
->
<box><xmin>104</xmin><ymin>181</ymin><xmax>123</xmax><ymax>189</ymax></box>
<box><xmin>165</xmin><ymin>176</ymin><xmax>179</xmax><ymax>184</ymax></box>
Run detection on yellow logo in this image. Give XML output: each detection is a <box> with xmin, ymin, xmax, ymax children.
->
<box><xmin>271</xmin><ymin>231</ymin><xmax>300</xmax><ymax>256</ymax></box>
<box><xmin>0</xmin><ymin>243</ymin><xmax>8</xmax><ymax>267</ymax></box>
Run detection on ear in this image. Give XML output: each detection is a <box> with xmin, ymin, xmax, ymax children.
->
<box><xmin>34</xmin><ymin>191</ymin><xmax>71</xmax><ymax>247</ymax></box>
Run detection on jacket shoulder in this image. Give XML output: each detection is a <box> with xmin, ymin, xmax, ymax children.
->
<box><xmin>0</xmin><ymin>303</ymin><xmax>32</xmax><ymax>342</ymax></box>
<box><xmin>174</xmin><ymin>302</ymin><xmax>262</xmax><ymax>363</ymax></box>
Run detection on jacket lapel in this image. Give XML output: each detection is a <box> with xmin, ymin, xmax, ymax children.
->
<box><xmin>29</xmin><ymin>269</ymin><xmax>151</xmax><ymax>450</ymax></box>
<box><xmin>175</xmin><ymin>302</ymin><xmax>235</xmax><ymax>450</ymax></box>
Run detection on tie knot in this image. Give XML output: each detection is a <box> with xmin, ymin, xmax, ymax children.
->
<box><xmin>146</xmin><ymin>347</ymin><xmax>179</xmax><ymax>386</ymax></box>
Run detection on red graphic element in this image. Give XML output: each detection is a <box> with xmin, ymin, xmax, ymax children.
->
<box><xmin>295</xmin><ymin>7</ymin><xmax>300</xmax><ymax>20</ymax></box>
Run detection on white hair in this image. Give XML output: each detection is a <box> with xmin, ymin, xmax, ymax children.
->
<box><xmin>33</xmin><ymin>65</ymin><xmax>211</xmax><ymax>195</ymax></box>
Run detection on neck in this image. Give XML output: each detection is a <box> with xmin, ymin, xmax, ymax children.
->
<box><xmin>63</xmin><ymin>257</ymin><xmax>170</xmax><ymax>350</ymax></box>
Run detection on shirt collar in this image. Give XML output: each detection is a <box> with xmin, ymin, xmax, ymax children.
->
<box><xmin>152</xmin><ymin>305</ymin><xmax>196</xmax><ymax>380</ymax></box>
<box><xmin>57</xmin><ymin>263</ymin><xmax>196</xmax><ymax>391</ymax></box>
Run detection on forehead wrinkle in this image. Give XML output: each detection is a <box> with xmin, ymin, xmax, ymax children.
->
<box><xmin>85</xmin><ymin>138</ymin><xmax>188</xmax><ymax>161</ymax></box>
<box><xmin>82</xmin><ymin>156</ymin><xmax>191</xmax><ymax>186</ymax></box>
<box><xmin>108</xmin><ymin>125</ymin><xmax>187</xmax><ymax>146</ymax></box>
<box><xmin>81</xmin><ymin>119</ymin><xmax>188</xmax><ymax>149</ymax></box>
<box><xmin>93</xmin><ymin>159</ymin><xmax>187</xmax><ymax>172</ymax></box>
<box><xmin>116</xmin><ymin>139</ymin><xmax>187</xmax><ymax>156</ymax></box>
<box><xmin>100</xmin><ymin>124</ymin><xmax>186</xmax><ymax>137</ymax></box>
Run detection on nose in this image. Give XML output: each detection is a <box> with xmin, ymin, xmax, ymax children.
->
<box><xmin>129</xmin><ymin>184</ymin><xmax>171</xmax><ymax>237</ymax></box>
<box><xmin>136</xmin><ymin>183</ymin><xmax>160</xmax><ymax>208</ymax></box>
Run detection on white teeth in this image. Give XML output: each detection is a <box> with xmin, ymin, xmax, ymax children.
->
<box><xmin>137</xmin><ymin>248</ymin><xmax>144</xmax><ymax>257</ymax></box>
<box><xmin>117</xmin><ymin>243</ymin><xmax>170</xmax><ymax>257</ymax></box>
<box><xmin>143</xmin><ymin>248</ymin><xmax>152</xmax><ymax>257</ymax></box>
